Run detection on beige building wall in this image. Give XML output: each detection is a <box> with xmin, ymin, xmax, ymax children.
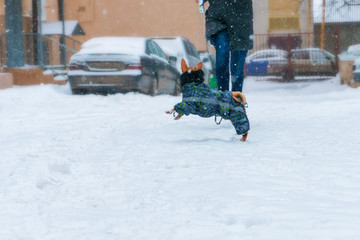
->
<box><xmin>0</xmin><ymin>0</ymin><xmax>313</xmax><ymax>57</ymax></box>
<box><xmin>251</xmin><ymin>0</ymin><xmax>313</xmax><ymax>51</ymax></box>
<box><xmin>268</xmin><ymin>0</ymin><xmax>311</xmax><ymax>33</ymax></box>
<box><xmin>254</xmin><ymin>0</ymin><xmax>312</xmax><ymax>34</ymax></box>
<box><xmin>0</xmin><ymin>0</ymin><xmax>4</xmax><ymax>15</ymax></box>
<box><xmin>64</xmin><ymin>0</ymin><xmax>207</xmax><ymax>51</ymax></box>
<box><xmin>269</xmin><ymin>0</ymin><xmax>300</xmax><ymax>32</ymax></box>
<box><xmin>45</xmin><ymin>0</ymin><xmax>59</xmax><ymax>21</ymax></box>
<box><xmin>253</xmin><ymin>0</ymin><xmax>269</xmax><ymax>35</ymax></box>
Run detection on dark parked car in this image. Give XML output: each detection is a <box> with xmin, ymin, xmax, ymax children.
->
<box><xmin>68</xmin><ymin>37</ymin><xmax>180</xmax><ymax>95</ymax></box>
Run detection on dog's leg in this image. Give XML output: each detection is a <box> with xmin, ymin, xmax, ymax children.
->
<box><xmin>166</xmin><ymin>108</ymin><xmax>183</xmax><ymax>120</ymax></box>
<box><xmin>165</xmin><ymin>109</ymin><xmax>175</xmax><ymax>114</ymax></box>
<box><xmin>174</xmin><ymin>114</ymin><xmax>183</xmax><ymax>120</ymax></box>
<box><xmin>241</xmin><ymin>132</ymin><xmax>248</xmax><ymax>142</ymax></box>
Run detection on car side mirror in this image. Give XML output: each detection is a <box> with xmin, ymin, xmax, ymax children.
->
<box><xmin>169</xmin><ymin>56</ymin><xmax>177</xmax><ymax>65</ymax></box>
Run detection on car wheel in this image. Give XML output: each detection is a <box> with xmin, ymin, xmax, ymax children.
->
<box><xmin>149</xmin><ymin>77</ymin><xmax>158</xmax><ymax>96</ymax></box>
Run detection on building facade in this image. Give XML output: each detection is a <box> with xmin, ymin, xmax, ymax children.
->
<box><xmin>0</xmin><ymin>0</ymin><xmax>313</xmax><ymax>87</ymax></box>
<box><xmin>0</xmin><ymin>0</ymin><xmax>312</xmax><ymax>51</ymax></box>
<box><xmin>253</xmin><ymin>0</ymin><xmax>313</xmax><ymax>51</ymax></box>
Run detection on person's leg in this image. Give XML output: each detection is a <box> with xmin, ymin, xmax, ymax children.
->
<box><xmin>210</xmin><ymin>30</ymin><xmax>230</xmax><ymax>91</ymax></box>
<box><xmin>230</xmin><ymin>50</ymin><xmax>248</xmax><ymax>92</ymax></box>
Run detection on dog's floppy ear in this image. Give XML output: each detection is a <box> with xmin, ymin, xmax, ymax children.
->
<box><xmin>181</xmin><ymin>59</ymin><xmax>189</xmax><ymax>73</ymax></box>
<box><xmin>194</xmin><ymin>62</ymin><xmax>203</xmax><ymax>71</ymax></box>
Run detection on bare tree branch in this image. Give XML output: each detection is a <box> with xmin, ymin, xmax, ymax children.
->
<box><xmin>327</xmin><ymin>0</ymin><xmax>360</xmax><ymax>8</ymax></box>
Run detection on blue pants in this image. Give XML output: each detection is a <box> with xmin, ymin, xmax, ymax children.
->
<box><xmin>210</xmin><ymin>29</ymin><xmax>248</xmax><ymax>92</ymax></box>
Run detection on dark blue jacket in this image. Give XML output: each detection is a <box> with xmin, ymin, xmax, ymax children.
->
<box><xmin>174</xmin><ymin>82</ymin><xmax>250</xmax><ymax>135</ymax></box>
<box><xmin>205</xmin><ymin>0</ymin><xmax>253</xmax><ymax>50</ymax></box>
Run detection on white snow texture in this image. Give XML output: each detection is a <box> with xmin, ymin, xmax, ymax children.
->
<box><xmin>1</xmin><ymin>76</ymin><xmax>360</xmax><ymax>239</ymax></box>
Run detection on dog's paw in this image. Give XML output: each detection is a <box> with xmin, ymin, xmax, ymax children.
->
<box><xmin>165</xmin><ymin>109</ymin><xmax>174</xmax><ymax>114</ymax></box>
<box><xmin>231</xmin><ymin>132</ymin><xmax>248</xmax><ymax>142</ymax></box>
<box><xmin>174</xmin><ymin>114</ymin><xmax>183</xmax><ymax>120</ymax></box>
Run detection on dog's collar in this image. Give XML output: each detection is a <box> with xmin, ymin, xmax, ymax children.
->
<box><xmin>180</xmin><ymin>70</ymin><xmax>204</xmax><ymax>87</ymax></box>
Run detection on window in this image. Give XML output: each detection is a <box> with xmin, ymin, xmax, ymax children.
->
<box><xmin>147</xmin><ymin>41</ymin><xmax>158</xmax><ymax>56</ymax></box>
<box><xmin>311</xmin><ymin>51</ymin><xmax>328</xmax><ymax>64</ymax></box>
<box><xmin>152</xmin><ymin>42</ymin><xmax>167</xmax><ymax>60</ymax></box>
<box><xmin>292</xmin><ymin>51</ymin><xmax>309</xmax><ymax>60</ymax></box>
<box><xmin>183</xmin><ymin>39</ymin><xmax>200</xmax><ymax>60</ymax></box>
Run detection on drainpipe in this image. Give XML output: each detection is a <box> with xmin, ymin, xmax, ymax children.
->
<box><xmin>58</xmin><ymin>0</ymin><xmax>66</xmax><ymax>66</ymax></box>
<box><xmin>320</xmin><ymin>0</ymin><xmax>325</xmax><ymax>49</ymax></box>
<box><xmin>307</xmin><ymin>0</ymin><xmax>312</xmax><ymax>48</ymax></box>
<box><xmin>5</xmin><ymin>0</ymin><xmax>25</xmax><ymax>67</ymax></box>
<box><xmin>32</xmin><ymin>0</ymin><xmax>38</xmax><ymax>64</ymax></box>
<box><xmin>37</xmin><ymin>0</ymin><xmax>44</xmax><ymax>67</ymax></box>
<box><xmin>334</xmin><ymin>23</ymin><xmax>339</xmax><ymax>72</ymax></box>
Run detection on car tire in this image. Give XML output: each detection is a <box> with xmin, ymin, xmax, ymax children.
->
<box><xmin>149</xmin><ymin>76</ymin><xmax>158</xmax><ymax>96</ymax></box>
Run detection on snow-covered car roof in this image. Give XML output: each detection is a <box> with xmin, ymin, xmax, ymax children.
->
<box><xmin>348</xmin><ymin>44</ymin><xmax>360</xmax><ymax>53</ymax></box>
<box><xmin>291</xmin><ymin>48</ymin><xmax>329</xmax><ymax>52</ymax></box>
<box><xmin>78</xmin><ymin>37</ymin><xmax>147</xmax><ymax>55</ymax></box>
<box><xmin>248</xmin><ymin>49</ymin><xmax>287</xmax><ymax>57</ymax></box>
<box><xmin>246</xmin><ymin>49</ymin><xmax>287</xmax><ymax>62</ymax></box>
<box><xmin>251</xmin><ymin>49</ymin><xmax>287</xmax><ymax>54</ymax></box>
<box><xmin>339</xmin><ymin>44</ymin><xmax>360</xmax><ymax>61</ymax></box>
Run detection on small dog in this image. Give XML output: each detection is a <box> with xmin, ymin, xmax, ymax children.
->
<box><xmin>166</xmin><ymin>59</ymin><xmax>250</xmax><ymax>141</ymax></box>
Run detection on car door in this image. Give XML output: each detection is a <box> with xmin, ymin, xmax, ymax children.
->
<box><xmin>291</xmin><ymin>50</ymin><xmax>311</xmax><ymax>75</ymax></box>
<box><xmin>247</xmin><ymin>52</ymin><xmax>268</xmax><ymax>75</ymax></box>
<box><xmin>149</xmin><ymin>40</ymin><xmax>180</xmax><ymax>94</ymax></box>
<box><xmin>311</xmin><ymin>50</ymin><xmax>333</xmax><ymax>74</ymax></box>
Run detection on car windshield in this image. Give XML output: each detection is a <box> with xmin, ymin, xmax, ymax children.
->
<box><xmin>79</xmin><ymin>37</ymin><xmax>146</xmax><ymax>55</ymax></box>
<box><xmin>183</xmin><ymin>39</ymin><xmax>200</xmax><ymax>60</ymax></box>
<box><xmin>153</xmin><ymin>38</ymin><xmax>181</xmax><ymax>57</ymax></box>
<box><xmin>292</xmin><ymin>51</ymin><xmax>310</xmax><ymax>60</ymax></box>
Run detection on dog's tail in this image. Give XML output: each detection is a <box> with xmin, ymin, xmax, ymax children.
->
<box><xmin>232</xmin><ymin>92</ymin><xmax>247</xmax><ymax>105</ymax></box>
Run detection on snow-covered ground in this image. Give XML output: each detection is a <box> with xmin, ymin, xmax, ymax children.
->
<box><xmin>1</xmin><ymin>76</ymin><xmax>360</xmax><ymax>239</ymax></box>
